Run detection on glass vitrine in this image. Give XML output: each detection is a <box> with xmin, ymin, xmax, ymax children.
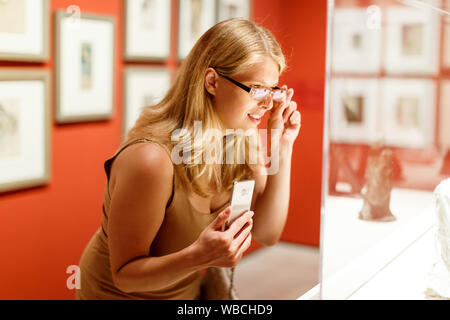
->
<box><xmin>320</xmin><ymin>0</ymin><xmax>449</xmax><ymax>299</ymax></box>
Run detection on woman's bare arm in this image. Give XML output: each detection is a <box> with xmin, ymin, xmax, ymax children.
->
<box><xmin>250</xmin><ymin>87</ymin><xmax>300</xmax><ymax>246</ymax></box>
<box><xmin>107</xmin><ymin>142</ymin><xmax>253</xmax><ymax>293</ymax></box>
<box><xmin>251</xmin><ymin>147</ymin><xmax>292</xmax><ymax>246</ymax></box>
<box><xmin>108</xmin><ymin>143</ymin><xmax>202</xmax><ymax>292</ymax></box>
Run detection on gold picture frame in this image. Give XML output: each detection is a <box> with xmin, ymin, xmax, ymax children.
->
<box><xmin>178</xmin><ymin>0</ymin><xmax>217</xmax><ymax>61</ymax></box>
<box><xmin>123</xmin><ymin>0</ymin><xmax>171</xmax><ymax>61</ymax></box>
<box><xmin>122</xmin><ymin>66</ymin><xmax>172</xmax><ymax>140</ymax></box>
<box><xmin>54</xmin><ymin>10</ymin><xmax>116</xmax><ymax>123</ymax></box>
<box><xmin>0</xmin><ymin>0</ymin><xmax>49</xmax><ymax>62</ymax></box>
<box><xmin>0</xmin><ymin>69</ymin><xmax>51</xmax><ymax>194</ymax></box>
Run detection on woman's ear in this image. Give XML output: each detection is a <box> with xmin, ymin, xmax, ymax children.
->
<box><xmin>204</xmin><ymin>68</ymin><xmax>218</xmax><ymax>96</ymax></box>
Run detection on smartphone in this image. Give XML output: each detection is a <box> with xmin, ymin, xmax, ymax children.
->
<box><xmin>225</xmin><ymin>179</ymin><xmax>255</xmax><ymax>229</ymax></box>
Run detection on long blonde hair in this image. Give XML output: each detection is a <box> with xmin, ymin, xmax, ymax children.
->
<box><xmin>124</xmin><ymin>18</ymin><xmax>286</xmax><ymax>197</ymax></box>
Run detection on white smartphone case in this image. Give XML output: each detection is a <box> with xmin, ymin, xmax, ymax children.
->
<box><xmin>226</xmin><ymin>179</ymin><xmax>255</xmax><ymax>228</ymax></box>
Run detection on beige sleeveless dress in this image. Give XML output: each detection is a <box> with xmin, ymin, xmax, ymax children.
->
<box><xmin>75</xmin><ymin>138</ymin><xmax>231</xmax><ymax>300</ymax></box>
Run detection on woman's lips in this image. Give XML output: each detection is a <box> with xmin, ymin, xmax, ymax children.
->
<box><xmin>248</xmin><ymin>113</ymin><xmax>262</xmax><ymax>124</ymax></box>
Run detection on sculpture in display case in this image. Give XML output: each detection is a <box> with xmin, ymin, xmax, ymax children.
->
<box><xmin>319</xmin><ymin>0</ymin><xmax>448</xmax><ymax>299</ymax></box>
<box><xmin>359</xmin><ymin>143</ymin><xmax>396</xmax><ymax>222</ymax></box>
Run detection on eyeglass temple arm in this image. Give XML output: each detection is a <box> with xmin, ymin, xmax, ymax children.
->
<box><xmin>221</xmin><ymin>74</ymin><xmax>251</xmax><ymax>93</ymax></box>
<box><xmin>215</xmin><ymin>69</ymin><xmax>283</xmax><ymax>93</ymax></box>
<box><xmin>225</xmin><ymin>75</ymin><xmax>283</xmax><ymax>92</ymax></box>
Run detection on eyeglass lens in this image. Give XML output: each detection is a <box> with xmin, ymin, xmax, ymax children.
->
<box><xmin>252</xmin><ymin>88</ymin><xmax>286</xmax><ymax>102</ymax></box>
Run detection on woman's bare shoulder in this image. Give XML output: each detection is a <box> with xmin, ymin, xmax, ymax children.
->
<box><xmin>110</xmin><ymin>142</ymin><xmax>174</xmax><ymax>197</ymax></box>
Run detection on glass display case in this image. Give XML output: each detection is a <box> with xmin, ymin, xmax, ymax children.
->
<box><xmin>319</xmin><ymin>0</ymin><xmax>450</xmax><ymax>299</ymax></box>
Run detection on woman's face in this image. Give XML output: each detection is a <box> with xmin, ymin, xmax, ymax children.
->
<box><xmin>205</xmin><ymin>56</ymin><xmax>280</xmax><ymax>131</ymax></box>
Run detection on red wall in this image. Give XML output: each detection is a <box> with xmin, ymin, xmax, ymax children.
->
<box><xmin>0</xmin><ymin>0</ymin><xmax>327</xmax><ymax>299</ymax></box>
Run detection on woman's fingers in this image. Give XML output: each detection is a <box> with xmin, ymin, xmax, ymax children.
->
<box><xmin>234</xmin><ymin>231</ymin><xmax>253</xmax><ymax>259</ymax></box>
<box><xmin>283</xmin><ymin>101</ymin><xmax>297</xmax><ymax>124</ymax></box>
<box><xmin>230</xmin><ymin>218</ymin><xmax>253</xmax><ymax>251</ymax></box>
<box><xmin>270</xmin><ymin>86</ymin><xmax>293</xmax><ymax>120</ymax></box>
<box><xmin>225</xmin><ymin>211</ymin><xmax>254</xmax><ymax>237</ymax></box>
<box><xmin>210</xmin><ymin>206</ymin><xmax>231</xmax><ymax>231</ymax></box>
<box><xmin>289</xmin><ymin>110</ymin><xmax>301</xmax><ymax>126</ymax></box>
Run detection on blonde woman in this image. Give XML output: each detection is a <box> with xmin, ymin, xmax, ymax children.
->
<box><xmin>76</xmin><ymin>18</ymin><xmax>301</xmax><ymax>300</ymax></box>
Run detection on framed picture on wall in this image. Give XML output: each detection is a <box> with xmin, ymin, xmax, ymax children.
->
<box><xmin>439</xmin><ymin>80</ymin><xmax>450</xmax><ymax>150</ymax></box>
<box><xmin>381</xmin><ymin>78</ymin><xmax>436</xmax><ymax>149</ymax></box>
<box><xmin>124</xmin><ymin>0</ymin><xmax>171</xmax><ymax>61</ymax></box>
<box><xmin>0</xmin><ymin>70</ymin><xmax>51</xmax><ymax>194</ymax></box>
<box><xmin>123</xmin><ymin>67</ymin><xmax>172</xmax><ymax>139</ymax></box>
<box><xmin>330</xmin><ymin>78</ymin><xmax>379</xmax><ymax>144</ymax></box>
<box><xmin>216</xmin><ymin>0</ymin><xmax>251</xmax><ymax>22</ymax></box>
<box><xmin>178</xmin><ymin>0</ymin><xmax>216</xmax><ymax>60</ymax></box>
<box><xmin>0</xmin><ymin>0</ymin><xmax>49</xmax><ymax>62</ymax></box>
<box><xmin>331</xmin><ymin>8</ymin><xmax>381</xmax><ymax>74</ymax></box>
<box><xmin>54</xmin><ymin>11</ymin><xmax>115</xmax><ymax>123</ymax></box>
<box><xmin>384</xmin><ymin>7</ymin><xmax>440</xmax><ymax>75</ymax></box>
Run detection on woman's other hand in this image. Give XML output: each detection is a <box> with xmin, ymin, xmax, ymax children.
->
<box><xmin>267</xmin><ymin>86</ymin><xmax>301</xmax><ymax>152</ymax></box>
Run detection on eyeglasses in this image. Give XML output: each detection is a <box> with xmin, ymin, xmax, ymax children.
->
<box><xmin>214</xmin><ymin>70</ymin><xmax>286</xmax><ymax>103</ymax></box>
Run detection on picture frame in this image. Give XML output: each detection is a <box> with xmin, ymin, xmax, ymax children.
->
<box><xmin>0</xmin><ymin>0</ymin><xmax>49</xmax><ymax>62</ymax></box>
<box><xmin>54</xmin><ymin>10</ymin><xmax>115</xmax><ymax>123</ymax></box>
<box><xmin>178</xmin><ymin>0</ymin><xmax>217</xmax><ymax>60</ymax></box>
<box><xmin>216</xmin><ymin>0</ymin><xmax>251</xmax><ymax>22</ymax></box>
<box><xmin>384</xmin><ymin>7</ymin><xmax>440</xmax><ymax>75</ymax></box>
<box><xmin>331</xmin><ymin>8</ymin><xmax>381</xmax><ymax>74</ymax></box>
<box><xmin>381</xmin><ymin>78</ymin><xmax>436</xmax><ymax>149</ymax></box>
<box><xmin>123</xmin><ymin>67</ymin><xmax>172</xmax><ymax>140</ymax></box>
<box><xmin>123</xmin><ymin>0</ymin><xmax>171</xmax><ymax>61</ymax></box>
<box><xmin>439</xmin><ymin>80</ymin><xmax>450</xmax><ymax>150</ymax></box>
<box><xmin>0</xmin><ymin>70</ymin><xmax>51</xmax><ymax>194</ymax></box>
<box><xmin>329</xmin><ymin>78</ymin><xmax>379</xmax><ymax>144</ymax></box>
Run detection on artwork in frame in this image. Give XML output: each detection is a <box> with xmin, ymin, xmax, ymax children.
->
<box><xmin>178</xmin><ymin>0</ymin><xmax>217</xmax><ymax>60</ymax></box>
<box><xmin>0</xmin><ymin>70</ymin><xmax>50</xmax><ymax>194</ymax></box>
<box><xmin>0</xmin><ymin>0</ymin><xmax>49</xmax><ymax>62</ymax></box>
<box><xmin>381</xmin><ymin>79</ymin><xmax>436</xmax><ymax>149</ymax></box>
<box><xmin>384</xmin><ymin>7</ymin><xmax>440</xmax><ymax>75</ymax></box>
<box><xmin>54</xmin><ymin>11</ymin><xmax>115</xmax><ymax>123</ymax></box>
<box><xmin>123</xmin><ymin>67</ymin><xmax>172</xmax><ymax>139</ymax></box>
<box><xmin>216</xmin><ymin>0</ymin><xmax>251</xmax><ymax>22</ymax></box>
<box><xmin>439</xmin><ymin>80</ymin><xmax>450</xmax><ymax>150</ymax></box>
<box><xmin>124</xmin><ymin>0</ymin><xmax>171</xmax><ymax>61</ymax></box>
<box><xmin>331</xmin><ymin>8</ymin><xmax>381</xmax><ymax>74</ymax></box>
<box><xmin>329</xmin><ymin>78</ymin><xmax>379</xmax><ymax>144</ymax></box>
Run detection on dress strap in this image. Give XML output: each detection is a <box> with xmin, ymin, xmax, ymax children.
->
<box><xmin>103</xmin><ymin>138</ymin><xmax>175</xmax><ymax>207</ymax></box>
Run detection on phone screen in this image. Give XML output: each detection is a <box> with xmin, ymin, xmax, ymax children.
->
<box><xmin>226</xmin><ymin>179</ymin><xmax>255</xmax><ymax>228</ymax></box>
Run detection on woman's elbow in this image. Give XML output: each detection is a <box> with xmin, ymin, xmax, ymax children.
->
<box><xmin>262</xmin><ymin>236</ymin><xmax>280</xmax><ymax>247</ymax></box>
<box><xmin>111</xmin><ymin>271</ymin><xmax>135</xmax><ymax>294</ymax></box>
<box><xmin>252</xmin><ymin>231</ymin><xmax>280</xmax><ymax>247</ymax></box>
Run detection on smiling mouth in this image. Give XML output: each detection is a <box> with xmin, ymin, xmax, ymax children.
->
<box><xmin>248</xmin><ymin>113</ymin><xmax>262</xmax><ymax>120</ymax></box>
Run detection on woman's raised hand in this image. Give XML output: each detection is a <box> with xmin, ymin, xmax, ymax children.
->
<box><xmin>192</xmin><ymin>206</ymin><xmax>254</xmax><ymax>268</ymax></box>
<box><xmin>267</xmin><ymin>86</ymin><xmax>301</xmax><ymax>151</ymax></box>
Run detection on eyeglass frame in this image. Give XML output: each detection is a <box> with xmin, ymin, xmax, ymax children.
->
<box><xmin>212</xmin><ymin>69</ymin><xmax>286</xmax><ymax>103</ymax></box>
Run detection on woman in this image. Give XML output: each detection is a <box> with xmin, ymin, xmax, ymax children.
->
<box><xmin>76</xmin><ymin>18</ymin><xmax>301</xmax><ymax>300</ymax></box>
